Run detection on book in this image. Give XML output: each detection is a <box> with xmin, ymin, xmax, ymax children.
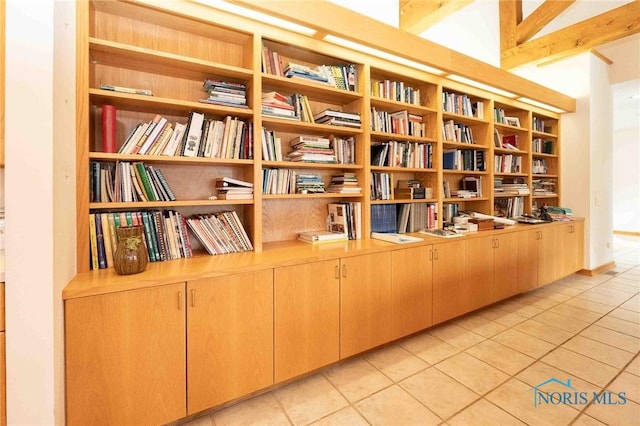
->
<box><xmin>371</xmin><ymin>232</ymin><xmax>423</xmax><ymax>244</ymax></box>
<box><xmin>99</xmin><ymin>83</ymin><xmax>153</xmax><ymax>96</ymax></box>
<box><xmin>88</xmin><ymin>213</ymin><xmax>99</xmax><ymax>270</ymax></box>
<box><xmin>101</xmin><ymin>105</ymin><xmax>117</xmax><ymax>153</ymax></box>
<box><xmin>215</xmin><ymin>176</ymin><xmax>253</xmax><ymax>188</ymax></box>
<box><xmin>217</xmin><ymin>192</ymin><xmax>253</xmax><ymax>200</ymax></box>
<box><xmin>182</xmin><ymin>112</ymin><xmax>205</xmax><ymax>157</ymax></box>
<box><xmin>298</xmin><ymin>230</ymin><xmax>348</xmax><ymax>243</ymax></box>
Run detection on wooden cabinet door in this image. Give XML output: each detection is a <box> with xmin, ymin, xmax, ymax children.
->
<box><xmin>432</xmin><ymin>239</ymin><xmax>467</xmax><ymax>324</ymax></box>
<box><xmin>187</xmin><ymin>270</ymin><xmax>273</xmax><ymax>414</ymax></box>
<box><xmin>275</xmin><ymin>260</ymin><xmax>340</xmax><ymax>383</ymax></box>
<box><xmin>65</xmin><ymin>283</ymin><xmax>186</xmax><ymax>426</ymax></box>
<box><xmin>537</xmin><ymin>226</ymin><xmax>558</xmax><ymax>286</ymax></box>
<box><xmin>493</xmin><ymin>232</ymin><xmax>519</xmax><ymax>301</ymax></box>
<box><xmin>558</xmin><ymin>222</ymin><xmax>584</xmax><ymax>277</ymax></box>
<box><xmin>391</xmin><ymin>245</ymin><xmax>433</xmax><ymax>340</ymax></box>
<box><xmin>340</xmin><ymin>252</ymin><xmax>392</xmax><ymax>358</ymax></box>
<box><xmin>465</xmin><ymin>236</ymin><xmax>494</xmax><ymax>311</ymax></box>
<box><xmin>517</xmin><ymin>229</ymin><xmax>538</xmax><ymax>293</ymax></box>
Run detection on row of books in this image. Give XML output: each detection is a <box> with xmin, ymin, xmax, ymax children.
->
<box><xmin>261</xmin><ymin>45</ymin><xmax>357</xmax><ymax>92</ymax></box>
<box><xmin>494</xmin><ymin>196</ymin><xmax>525</xmax><ymax>218</ymax></box>
<box><xmin>370</xmin><ymin>79</ymin><xmax>422</xmax><ymax>105</ymax></box>
<box><xmin>90</xmin><ymin>161</ymin><xmax>176</xmax><ymax>203</ymax></box>
<box><xmin>495</xmin><ymin>154</ymin><xmax>523</xmax><ymax>174</ymax></box>
<box><xmin>442</xmin><ymin>91</ymin><xmax>484</xmax><ymax>119</ymax></box>
<box><xmin>532</xmin><ymin>138</ymin><xmax>554</xmax><ymax>154</ymax></box>
<box><xmin>397</xmin><ymin>202</ymin><xmax>438</xmax><ymax>233</ymax></box>
<box><xmin>370</xmin><ymin>172</ymin><xmax>392</xmax><ymax>200</ymax></box>
<box><xmin>185</xmin><ymin>211</ymin><xmax>253</xmax><ymax>255</ymax></box>
<box><xmin>117</xmin><ymin>112</ymin><xmax>253</xmax><ymax>160</ymax></box>
<box><xmin>533</xmin><ymin>117</ymin><xmax>554</xmax><ymax>133</ymax></box>
<box><xmin>370</xmin><ymin>108</ymin><xmax>425</xmax><ymax>137</ymax></box>
<box><xmin>89</xmin><ymin>210</ymin><xmax>192</xmax><ymax>270</ymax></box>
<box><xmin>261</xmin><ymin>169</ymin><xmax>327</xmax><ymax>195</ymax></box>
<box><xmin>200</xmin><ymin>79</ymin><xmax>248</xmax><ymax>108</ymax></box>
<box><xmin>442</xmin><ymin>120</ymin><xmax>475</xmax><ymax>143</ymax></box>
<box><xmin>443</xmin><ymin>149</ymin><xmax>486</xmax><ymax>171</ymax></box>
<box><xmin>328</xmin><ymin>202</ymin><xmax>362</xmax><ymax>240</ymax></box>
<box><xmin>370</xmin><ymin>141</ymin><xmax>433</xmax><ymax>168</ymax></box>
<box><xmin>532</xmin><ymin>158</ymin><xmax>549</xmax><ymax>174</ymax></box>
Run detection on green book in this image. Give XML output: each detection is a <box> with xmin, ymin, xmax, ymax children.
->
<box><xmin>134</xmin><ymin>162</ymin><xmax>156</xmax><ymax>201</ymax></box>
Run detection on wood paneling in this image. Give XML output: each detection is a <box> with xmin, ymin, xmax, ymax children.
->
<box><xmin>432</xmin><ymin>239</ymin><xmax>467</xmax><ymax>324</ymax></box>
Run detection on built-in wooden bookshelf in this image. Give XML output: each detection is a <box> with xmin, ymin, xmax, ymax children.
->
<box><xmin>76</xmin><ymin>0</ymin><xmax>563</xmax><ymax>272</ymax></box>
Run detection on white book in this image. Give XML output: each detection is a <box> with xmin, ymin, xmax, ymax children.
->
<box><xmin>162</xmin><ymin>122</ymin><xmax>186</xmax><ymax>156</ymax></box>
<box><xmin>182</xmin><ymin>112</ymin><xmax>205</xmax><ymax>157</ymax></box>
<box><xmin>138</xmin><ymin>117</ymin><xmax>168</xmax><ymax>155</ymax></box>
<box><xmin>371</xmin><ymin>232</ymin><xmax>423</xmax><ymax>244</ymax></box>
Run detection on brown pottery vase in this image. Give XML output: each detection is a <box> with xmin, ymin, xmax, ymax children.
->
<box><xmin>113</xmin><ymin>225</ymin><xmax>148</xmax><ymax>275</ymax></box>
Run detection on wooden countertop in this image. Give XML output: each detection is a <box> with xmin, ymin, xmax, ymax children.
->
<box><xmin>63</xmin><ymin>220</ymin><xmax>583</xmax><ymax>300</ymax></box>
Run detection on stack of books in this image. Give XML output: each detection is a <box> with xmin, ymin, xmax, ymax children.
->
<box><xmin>296</xmin><ymin>173</ymin><xmax>325</xmax><ymax>194</ymax></box>
<box><xmin>215</xmin><ymin>177</ymin><xmax>254</xmax><ymax>200</ymax></box>
<box><xmin>200</xmin><ymin>79</ymin><xmax>248</xmax><ymax>108</ymax></box>
<box><xmin>286</xmin><ymin>135</ymin><xmax>336</xmax><ymax>163</ymax></box>
<box><xmin>261</xmin><ymin>91</ymin><xmax>298</xmax><ymax>120</ymax></box>
<box><xmin>284</xmin><ymin>62</ymin><xmax>330</xmax><ymax>84</ymax></box>
<box><xmin>297</xmin><ymin>230</ymin><xmax>348</xmax><ymax>244</ymax></box>
<box><xmin>327</xmin><ymin>173</ymin><xmax>362</xmax><ymax>194</ymax></box>
<box><xmin>313</xmin><ymin>109</ymin><xmax>361</xmax><ymax>128</ymax></box>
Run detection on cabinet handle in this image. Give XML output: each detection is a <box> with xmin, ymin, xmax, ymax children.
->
<box><xmin>335</xmin><ymin>265</ymin><xmax>339</xmax><ymax>279</ymax></box>
<box><xmin>342</xmin><ymin>264</ymin><xmax>347</xmax><ymax>278</ymax></box>
<box><xmin>434</xmin><ymin>249</ymin><xmax>439</xmax><ymax>260</ymax></box>
<box><xmin>495</xmin><ymin>238</ymin><xmax>500</xmax><ymax>249</ymax></box>
<box><xmin>429</xmin><ymin>249</ymin><xmax>433</xmax><ymax>261</ymax></box>
<box><xmin>177</xmin><ymin>291</ymin><xmax>183</xmax><ymax>310</ymax></box>
<box><xmin>191</xmin><ymin>289</ymin><xmax>196</xmax><ymax>308</ymax></box>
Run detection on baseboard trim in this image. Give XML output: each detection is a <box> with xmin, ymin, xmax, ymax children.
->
<box><xmin>576</xmin><ymin>261</ymin><xmax>616</xmax><ymax>276</ymax></box>
<box><xmin>613</xmin><ymin>230</ymin><xmax>640</xmax><ymax>237</ymax></box>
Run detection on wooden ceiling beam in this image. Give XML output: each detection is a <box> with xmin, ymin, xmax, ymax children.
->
<box><xmin>400</xmin><ymin>0</ymin><xmax>474</xmax><ymax>34</ymax></box>
<box><xmin>499</xmin><ymin>0</ymin><xmax>522</xmax><ymax>51</ymax></box>
<box><xmin>502</xmin><ymin>1</ymin><xmax>640</xmax><ymax>69</ymax></box>
<box><xmin>516</xmin><ymin>0</ymin><xmax>575</xmax><ymax>44</ymax></box>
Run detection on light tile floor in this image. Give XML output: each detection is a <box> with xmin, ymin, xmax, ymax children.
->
<box><xmin>181</xmin><ymin>235</ymin><xmax>640</xmax><ymax>426</ymax></box>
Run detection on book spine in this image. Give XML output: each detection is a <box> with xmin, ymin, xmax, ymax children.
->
<box><xmin>100</xmin><ymin>213</ymin><xmax>114</xmax><ymax>268</ymax></box>
<box><xmin>153</xmin><ymin>168</ymin><xmax>177</xmax><ymax>201</ymax></box>
<box><xmin>135</xmin><ymin>162</ymin><xmax>156</xmax><ymax>201</ymax></box>
<box><xmin>94</xmin><ymin>213</ymin><xmax>107</xmax><ymax>269</ymax></box>
<box><xmin>141</xmin><ymin>211</ymin><xmax>159</xmax><ymax>262</ymax></box>
<box><xmin>88</xmin><ymin>213</ymin><xmax>100</xmax><ymax>270</ymax></box>
<box><xmin>101</xmin><ymin>105</ymin><xmax>117</xmax><ymax>153</ymax></box>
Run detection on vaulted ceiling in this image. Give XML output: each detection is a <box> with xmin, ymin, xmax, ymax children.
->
<box><xmin>399</xmin><ymin>0</ymin><xmax>640</xmax><ymax>70</ymax></box>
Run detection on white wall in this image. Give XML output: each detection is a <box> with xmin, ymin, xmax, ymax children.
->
<box><xmin>5</xmin><ymin>0</ymin><xmax>76</xmax><ymax>423</ymax></box>
<box><xmin>5</xmin><ymin>0</ymin><xmax>55</xmax><ymax>423</ymax></box>
<box><xmin>588</xmin><ymin>55</ymin><xmax>614</xmax><ymax>267</ymax></box>
<box><xmin>612</xmin><ymin>126</ymin><xmax>640</xmax><ymax>232</ymax></box>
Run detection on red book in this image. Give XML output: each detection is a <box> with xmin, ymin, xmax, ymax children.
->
<box><xmin>102</xmin><ymin>105</ymin><xmax>117</xmax><ymax>153</ymax></box>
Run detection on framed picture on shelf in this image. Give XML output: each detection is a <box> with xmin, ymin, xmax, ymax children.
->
<box><xmin>504</xmin><ymin>116</ymin><xmax>521</xmax><ymax>127</ymax></box>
